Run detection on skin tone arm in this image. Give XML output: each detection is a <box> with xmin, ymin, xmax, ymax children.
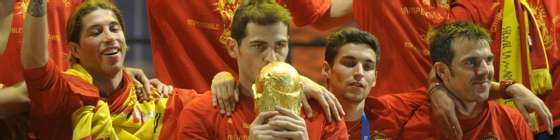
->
<box><xmin>0</xmin><ymin>0</ymin><xmax>15</xmax><ymax>55</ymax></box>
<box><xmin>309</xmin><ymin>0</ymin><xmax>353</xmax><ymax>30</ymax></box>
<box><xmin>22</xmin><ymin>0</ymin><xmax>48</xmax><ymax>70</ymax></box>
<box><xmin>211</xmin><ymin>71</ymin><xmax>344</xmax><ymax>122</ymax></box>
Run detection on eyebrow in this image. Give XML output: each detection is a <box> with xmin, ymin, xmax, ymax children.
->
<box><xmin>249</xmin><ymin>40</ymin><xmax>267</xmax><ymax>44</ymax></box>
<box><xmin>341</xmin><ymin>55</ymin><xmax>374</xmax><ymax>62</ymax></box>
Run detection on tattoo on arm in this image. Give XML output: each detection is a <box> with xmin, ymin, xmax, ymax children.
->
<box><xmin>28</xmin><ymin>0</ymin><xmax>46</xmax><ymax>17</ymax></box>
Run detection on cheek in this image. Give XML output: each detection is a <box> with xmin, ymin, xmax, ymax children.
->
<box><xmin>365</xmin><ymin>72</ymin><xmax>376</xmax><ymax>85</ymax></box>
<box><xmin>332</xmin><ymin>66</ymin><xmax>351</xmax><ymax>81</ymax></box>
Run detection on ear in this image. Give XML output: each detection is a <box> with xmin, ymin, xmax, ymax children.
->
<box><xmin>321</xmin><ymin>61</ymin><xmax>331</xmax><ymax>78</ymax></box>
<box><xmin>226</xmin><ymin>37</ymin><xmax>239</xmax><ymax>59</ymax></box>
<box><xmin>433</xmin><ymin>62</ymin><xmax>450</xmax><ymax>82</ymax></box>
<box><xmin>69</xmin><ymin>42</ymin><xmax>80</xmax><ymax>59</ymax></box>
<box><xmin>371</xmin><ymin>71</ymin><xmax>377</xmax><ymax>87</ymax></box>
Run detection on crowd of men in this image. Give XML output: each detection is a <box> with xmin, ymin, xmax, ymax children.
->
<box><xmin>0</xmin><ymin>0</ymin><xmax>558</xmax><ymax>139</ymax></box>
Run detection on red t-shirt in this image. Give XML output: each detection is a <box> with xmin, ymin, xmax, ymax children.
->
<box><xmin>367</xmin><ymin>89</ymin><xmax>533</xmax><ymax>140</ymax></box>
<box><xmin>146</xmin><ymin>0</ymin><xmax>330</xmax><ymax>92</ymax></box>
<box><xmin>451</xmin><ymin>0</ymin><xmax>560</xmax><ymax>131</ymax></box>
<box><xmin>179</xmin><ymin>91</ymin><xmax>348</xmax><ymax>139</ymax></box>
<box><xmin>23</xmin><ymin>60</ymin><xmax>198</xmax><ymax>139</ymax></box>
<box><xmin>353</xmin><ymin>0</ymin><xmax>449</xmax><ymax>96</ymax></box>
<box><xmin>0</xmin><ymin>0</ymin><xmax>81</xmax><ymax>86</ymax></box>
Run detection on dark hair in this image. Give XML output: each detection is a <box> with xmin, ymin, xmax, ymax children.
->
<box><xmin>67</xmin><ymin>0</ymin><xmax>125</xmax><ymax>64</ymax></box>
<box><xmin>427</xmin><ymin>21</ymin><xmax>490</xmax><ymax>65</ymax></box>
<box><xmin>230</xmin><ymin>0</ymin><xmax>292</xmax><ymax>44</ymax></box>
<box><xmin>324</xmin><ymin>27</ymin><xmax>381</xmax><ymax>67</ymax></box>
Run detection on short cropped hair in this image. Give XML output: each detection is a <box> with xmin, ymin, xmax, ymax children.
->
<box><xmin>230</xmin><ymin>0</ymin><xmax>292</xmax><ymax>44</ymax></box>
<box><xmin>427</xmin><ymin>21</ymin><xmax>490</xmax><ymax>65</ymax></box>
<box><xmin>324</xmin><ymin>28</ymin><xmax>381</xmax><ymax>67</ymax></box>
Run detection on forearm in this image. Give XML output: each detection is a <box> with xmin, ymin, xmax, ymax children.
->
<box><xmin>330</xmin><ymin>0</ymin><xmax>353</xmax><ymax>18</ymax></box>
<box><xmin>309</xmin><ymin>0</ymin><xmax>354</xmax><ymax>30</ymax></box>
<box><xmin>22</xmin><ymin>0</ymin><xmax>48</xmax><ymax>69</ymax></box>
<box><xmin>0</xmin><ymin>0</ymin><xmax>15</xmax><ymax>55</ymax></box>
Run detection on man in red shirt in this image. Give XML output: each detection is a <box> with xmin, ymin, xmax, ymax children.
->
<box><xmin>306</xmin><ymin>0</ymin><xmax>557</xmax><ymax>138</ymax></box>
<box><xmin>0</xmin><ymin>0</ymin><xmax>172</xmax><ymax>138</ymax></box>
<box><xmin>180</xmin><ymin>1</ymin><xmax>348</xmax><ymax>139</ymax></box>
<box><xmin>368</xmin><ymin>21</ymin><xmax>533</xmax><ymax>140</ymax></box>
<box><xmin>20</xmin><ymin>0</ymin><xmax>195</xmax><ymax>139</ymax></box>
<box><xmin>319</xmin><ymin>28</ymin><xmax>380</xmax><ymax>140</ymax></box>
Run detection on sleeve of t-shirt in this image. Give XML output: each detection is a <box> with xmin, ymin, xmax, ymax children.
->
<box><xmin>366</xmin><ymin>92</ymin><xmax>428</xmax><ymax>138</ymax></box>
<box><xmin>22</xmin><ymin>59</ymin><xmax>75</xmax><ymax>118</ymax></box>
<box><xmin>510</xmin><ymin>109</ymin><xmax>534</xmax><ymax>139</ymax></box>
<box><xmin>178</xmin><ymin>92</ymin><xmax>215</xmax><ymax>140</ymax></box>
<box><xmin>320</xmin><ymin>115</ymin><xmax>349</xmax><ymax>140</ymax></box>
<box><xmin>159</xmin><ymin>88</ymin><xmax>200</xmax><ymax>140</ymax></box>
<box><xmin>281</xmin><ymin>0</ymin><xmax>331</xmax><ymax>26</ymax></box>
<box><xmin>449</xmin><ymin>0</ymin><xmax>501</xmax><ymax>27</ymax></box>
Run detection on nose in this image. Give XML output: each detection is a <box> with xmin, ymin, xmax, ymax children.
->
<box><xmin>102</xmin><ymin>28</ymin><xmax>117</xmax><ymax>45</ymax></box>
<box><xmin>353</xmin><ymin>63</ymin><xmax>365</xmax><ymax>81</ymax></box>
<box><xmin>475</xmin><ymin>60</ymin><xmax>490</xmax><ymax>76</ymax></box>
<box><xmin>264</xmin><ymin>49</ymin><xmax>279</xmax><ymax>64</ymax></box>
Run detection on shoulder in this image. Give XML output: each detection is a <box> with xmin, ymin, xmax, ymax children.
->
<box><xmin>366</xmin><ymin>90</ymin><xmax>428</xmax><ymax>115</ymax></box>
<box><xmin>488</xmin><ymin>101</ymin><xmax>524</xmax><ymax>121</ymax></box>
<box><xmin>487</xmin><ymin>101</ymin><xmax>533</xmax><ymax>138</ymax></box>
<box><xmin>304</xmin><ymin>101</ymin><xmax>349</xmax><ymax>139</ymax></box>
<box><xmin>488</xmin><ymin>101</ymin><xmax>528</xmax><ymax>125</ymax></box>
<box><xmin>183</xmin><ymin>91</ymin><xmax>216</xmax><ymax>113</ymax></box>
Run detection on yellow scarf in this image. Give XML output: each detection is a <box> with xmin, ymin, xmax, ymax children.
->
<box><xmin>499</xmin><ymin>0</ymin><xmax>551</xmax><ymax>131</ymax></box>
<box><xmin>64</xmin><ymin>64</ymin><xmax>168</xmax><ymax>140</ymax></box>
<box><xmin>500</xmin><ymin>0</ymin><xmax>552</xmax><ymax>95</ymax></box>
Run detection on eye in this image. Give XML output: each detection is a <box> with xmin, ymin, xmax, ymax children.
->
<box><xmin>252</xmin><ymin>43</ymin><xmax>266</xmax><ymax>51</ymax></box>
<box><xmin>274</xmin><ymin>43</ymin><xmax>287</xmax><ymax>52</ymax></box>
<box><xmin>89</xmin><ymin>28</ymin><xmax>101</xmax><ymax>36</ymax></box>
<box><xmin>363</xmin><ymin>62</ymin><xmax>375</xmax><ymax>71</ymax></box>
<box><xmin>485</xmin><ymin>56</ymin><xmax>493</xmax><ymax>64</ymax></box>
<box><xmin>340</xmin><ymin>59</ymin><xmax>357</xmax><ymax>68</ymax></box>
<box><xmin>110</xmin><ymin>24</ymin><xmax>121</xmax><ymax>32</ymax></box>
<box><xmin>464</xmin><ymin>59</ymin><xmax>476</xmax><ymax>67</ymax></box>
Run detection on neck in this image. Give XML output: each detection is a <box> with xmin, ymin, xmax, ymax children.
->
<box><xmin>447</xmin><ymin>92</ymin><xmax>484</xmax><ymax>120</ymax></box>
<box><xmin>92</xmin><ymin>70</ymin><xmax>124</xmax><ymax>97</ymax></box>
<box><xmin>342</xmin><ymin>98</ymin><xmax>365</xmax><ymax>122</ymax></box>
<box><xmin>238</xmin><ymin>77</ymin><xmax>253</xmax><ymax>98</ymax></box>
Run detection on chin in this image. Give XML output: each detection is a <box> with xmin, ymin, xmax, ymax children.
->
<box><xmin>101</xmin><ymin>64</ymin><xmax>123</xmax><ymax>75</ymax></box>
<box><xmin>343</xmin><ymin>92</ymin><xmax>367</xmax><ymax>102</ymax></box>
<box><xmin>474</xmin><ymin>91</ymin><xmax>490</xmax><ymax>102</ymax></box>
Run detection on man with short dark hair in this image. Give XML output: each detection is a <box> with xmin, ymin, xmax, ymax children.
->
<box><xmin>179</xmin><ymin>1</ymin><xmax>348</xmax><ymax>139</ymax></box>
<box><xmin>368</xmin><ymin>21</ymin><xmax>534</xmax><ymax>139</ymax></box>
<box><xmin>321</xmin><ymin>27</ymin><xmax>381</xmax><ymax>140</ymax></box>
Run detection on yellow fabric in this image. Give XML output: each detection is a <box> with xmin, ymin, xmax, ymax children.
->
<box><xmin>499</xmin><ymin>0</ymin><xmax>523</xmax><ymax>85</ymax></box>
<box><xmin>65</xmin><ymin>64</ymin><xmax>168</xmax><ymax>140</ymax></box>
<box><xmin>498</xmin><ymin>0</ymin><xmax>549</xmax><ymax>131</ymax></box>
<box><xmin>63</xmin><ymin>64</ymin><xmax>94</xmax><ymax>84</ymax></box>
<box><xmin>519</xmin><ymin>0</ymin><xmax>552</xmax><ymax>95</ymax></box>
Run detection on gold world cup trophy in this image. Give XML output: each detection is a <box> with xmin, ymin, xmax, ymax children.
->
<box><xmin>253</xmin><ymin>62</ymin><xmax>303</xmax><ymax>115</ymax></box>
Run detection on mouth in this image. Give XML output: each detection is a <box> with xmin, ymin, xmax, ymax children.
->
<box><xmin>348</xmin><ymin>82</ymin><xmax>365</xmax><ymax>88</ymax></box>
<box><xmin>472</xmin><ymin>80</ymin><xmax>490</xmax><ymax>86</ymax></box>
<box><xmin>100</xmin><ymin>46</ymin><xmax>121</xmax><ymax>56</ymax></box>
